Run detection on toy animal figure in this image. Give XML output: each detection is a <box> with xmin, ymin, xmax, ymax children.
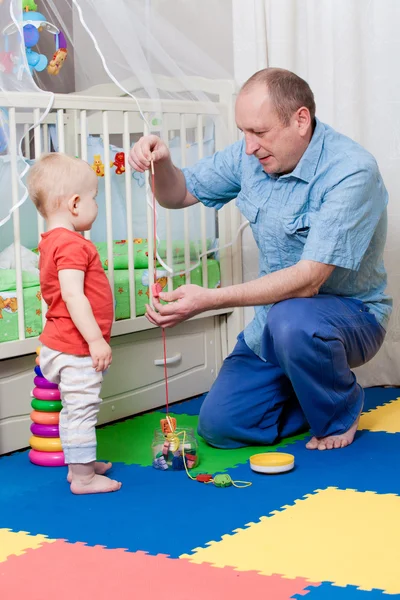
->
<box><xmin>91</xmin><ymin>155</ymin><xmax>105</xmax><ymax>177</ymax></box>
<box><xmin>47</xmin><ymin>48</ymin><xmax>67</xmax><ymax>76</ymax></box>
<box><xmin>111</xmin><ymin>152</ymin><xmax>126</xmax><ymax>175</ymax></box>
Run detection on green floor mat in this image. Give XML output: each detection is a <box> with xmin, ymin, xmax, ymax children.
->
<box><xmin>97</xmin><ymin>411</ymin><xmax>308</xmax><ymax>473</ymax></box>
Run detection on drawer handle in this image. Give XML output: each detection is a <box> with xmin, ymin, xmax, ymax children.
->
<box><xmin>154</xmin><ymin>353</ymin><xmax>182</xmax><ymax>366</ymax></box>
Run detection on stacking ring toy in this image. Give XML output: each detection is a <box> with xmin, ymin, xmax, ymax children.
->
<box><xmin>33</xmin><ymin>376</ymin><xmax>58</xmax><ymax>390</ymax></box>
<box><xmin>36</xmin><ymin>346</ymin><xmax>41</xmax><ymax>355</ymax></box>
<box><xmin>30</xmin><ymin>410</ymin><xmax>60</xmax><ymax>425</ymax></box>
<box><xmin>34</xmin><ymin>365</ymin><xmax>43</xmax><ymax>377</ymax></box>
<box><xmin>29</xmin><ymin>435</ymin><xmax>62</xmax><ymax>452</ymax></box>
<box><xmin>31</xmin><ymin>399</ymin><xmax>62</xmax><ymax>412</ymax></box>
<box><xmin>29</xmin><ymin>449</ymin><xmax>65</xmax><ymax>467</ymax></box>
<box><xmin>249</xmin><ymin>452</ymin><xmax>295</xmax><ymax>474</ymax></box>
<box><xmin>35</xmin><ymin>356</ymin><xmax>40</xmax><ymax>366</ymax></box>
<box><xmin>32</xmin><ymin>387</ymin><xmax>61</xmax><ymax>401</ymax></box>
<box><xmin>30</xmin><ymin>423</ymin><xmax>59</xmax><ymax>437</ymax></box>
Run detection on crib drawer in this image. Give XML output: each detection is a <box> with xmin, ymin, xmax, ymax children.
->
<box><xmin>98</xmin><ymin>317</ymin><xmax>219</xmax><ymax>424</ymax></box>
<box><xmin>0</xmin><ymin>317</ymin><xmax>221</xmax><ymax>453</ymax></box>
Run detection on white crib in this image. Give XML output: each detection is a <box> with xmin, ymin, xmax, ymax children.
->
<box><xmin>0</xmin><ymin>77</ymin><xmax>245</xmax><ymax>454</ymax></box>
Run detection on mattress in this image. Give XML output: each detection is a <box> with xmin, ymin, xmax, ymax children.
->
<box><xmin>0</xmin><ymin>257</ymin><xmax>220</xmax><ymax>344</ymax></box>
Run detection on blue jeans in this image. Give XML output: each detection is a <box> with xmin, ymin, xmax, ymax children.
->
<box><xmin>198</xmin><ymin>295</ymin><xmax>386</xmax><ymax>448</ymax></box>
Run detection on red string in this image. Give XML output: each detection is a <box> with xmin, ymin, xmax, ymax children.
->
<box><xmin>152</xmin><ymin>165</ymin><xmax>170</xmax><ymax>415</ymax></box>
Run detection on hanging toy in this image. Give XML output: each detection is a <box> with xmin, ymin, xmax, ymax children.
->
<box><xmin>2</xmin><ymin>2</ymin><xmax>66</xmax><ymax>77</ymax></box>
<box><xmin>47</xmin><ymin>47</ymin><xmax>67</xmax><ymax>75</ymax></box>
<box><xmin>91</xmin><ymin>154</ymin><xmax>105</xmax><ymax>177</ymax></box>
<box><xmin>47</xmin><ymin>31</ymin><xmax>68</xmax><ymax>76</ymax></box>
<box><xmin>110</xmin><ymin>151</ymin><xmax>126</xmax><ymax>175</ymax></box>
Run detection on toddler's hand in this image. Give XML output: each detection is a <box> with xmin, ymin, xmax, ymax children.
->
<box><xmin>89</xmin><ymin>339</ymin><xmax>112</xmax><ymax>372</ymax></box>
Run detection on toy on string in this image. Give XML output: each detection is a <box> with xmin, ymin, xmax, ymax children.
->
<box><xmin>148</xmin><ymin>161</ymin><xmax>252</xmax><ymax>489</ymax></box>
<box><xmin>2</xmin><ymin>1</ymin><xmax>67</xmax><ymax>77</ymax></box>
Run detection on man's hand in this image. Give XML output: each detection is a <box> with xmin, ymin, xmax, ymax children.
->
<box><xmin>128</xmin><ymin>135</ymin><xmax>170</xmax><ymax>173</ymax></box>
<box><xmin>145</xmin><ymin>284</ymin><xmax>214</xmax><ymax>328</ymax></box>
<box><xmin>88</xmin><ymin>338</ymin><xmax>112</xmax><ymax>372</ymax></box>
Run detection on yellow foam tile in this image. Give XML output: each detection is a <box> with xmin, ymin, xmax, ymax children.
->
<box><xmin>181</xmin><ymin>487</ymin><xmax>400</xmax><ymax>594</ymax></box>
<box><xmin>359</xmin><ymin>398</ymin><xmax>400</xmax><ymax>433</ymax></box>
<box><xmin>0</xmin><ymin>528</ymin><xmax>55</xmax><ymax>563</ymax></box>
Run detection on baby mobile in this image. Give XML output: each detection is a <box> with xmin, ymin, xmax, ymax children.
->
<box><xmin>1</xmin><ymin>0</ymin><xmax>68</xmax><ymax>77</ymax></box>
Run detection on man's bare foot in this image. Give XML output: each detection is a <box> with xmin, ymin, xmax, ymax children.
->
<box><xmin>70</xmin><ymin>473</ymin><xmax>122</xmax><ymax>495</ymax></box>
<box><xmin>67</xmin><ymin>461</ymin><xmax>112</xmax><ymax>483</ymax></box>
<box><xmin>306</xmin><ymin>416</ymin><xmax>360</xmax><ymax>451</ymax></box>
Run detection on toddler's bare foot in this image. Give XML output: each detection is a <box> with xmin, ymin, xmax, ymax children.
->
<box><xmin>68</xmin><ymin>462</ymin><xmax>121</xmax><ymax>494</ymax></box>
<box><xmin>306</xmin><ymin>416</ymin><xmax>359</xmax><ymax>451</ymax></box>
<box><xmin>70</xmin><ymin>473</ymin><xmax>122</xmax><ymax>495</ymax></box>
<box><xmin>67</xmin><ymin>461</ymin><xmax>112</xmax><ymax>483</ymax></box>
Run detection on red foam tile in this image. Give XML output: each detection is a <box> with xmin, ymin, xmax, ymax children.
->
<box><xmin>0</xmin><ymin>539</ymin><xmax>320</xmax><ymax>600</ymax></box>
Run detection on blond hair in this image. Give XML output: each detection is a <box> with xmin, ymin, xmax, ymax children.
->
<box><xmin>241</xmin><ymin>68</ymin><xmax>316</xmax><ymax>126</ymax></box>
<box><xmin>27</xmin><ymin>153</ymin><xmax>94</xmax><ymax>218</ymax></box>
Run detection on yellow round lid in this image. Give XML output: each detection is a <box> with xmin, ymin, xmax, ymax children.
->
<box><xmin>250</xmin><ymin>452</ymin><xmax>294</xmax><ymax>467</ymax></box>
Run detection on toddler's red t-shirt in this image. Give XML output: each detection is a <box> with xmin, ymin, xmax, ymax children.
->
<box><xmin>39</xmin><ymin>228</ymin><xmax>114</xmax><ymax>356</ymax></box>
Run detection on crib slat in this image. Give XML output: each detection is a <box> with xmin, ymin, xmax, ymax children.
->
<box><xmin>43</xmin><ymin>123</ymin><xmax>49</xmax><ymax>153</ymax></box>
<box><xmin>9</xmin><ymin>108</ymin><xmax>25</xmax><ymax>341</ymax></box>
<box><xmin>80</xmin><ymin>110</ymin><xmax>88</xmax><ymax>161</ymax></box>
<box><xmin>123</xmin><ymin>111</ymin><xmax>136</xmax><ymax>320</ymax></box>
<box><xmin>72</xmin><ymin>110</ymin><xmax>79</xmax><ymax>158</ymax></box>
<box><xmin>102</xmin><ymin>111</ymin><xmax>114</xmax><ymax>308</ymax></box>
<box><xmin>197</xmin><ymin>114</ymin><xmax>208</xmax><ymax>289</ymax></box>
<box><xmin>161</xmin><ymin>114</ymin><xmax>173</xmax><ymax>293</ymax></box>
<box><xmin>23</xmin><ymin>123</ymin><xmax>31</xmax><ymax>159</ymax></box>
<box><xmin>80</xmin><ymin>110</ymin><xmax>91</xmax><ymax>241</ymax></box>
<box><xmin>57</xmin><ymin>110</ymin><xmax>65</xmax><ymax>153</ymax></box>
<box><xmin>180</xmin><ymin>114</ymin><xmax>191</xmax><ymax>284</ymax></box>
<box><xmin>144</xmin><ymin>115</ymin><xmax>155</xmax><ymax>306</ymax></box>
<box><xmin>33</xmin><ymin>108</ymin><xmax>47</xmax><ymax>329</ymax></box>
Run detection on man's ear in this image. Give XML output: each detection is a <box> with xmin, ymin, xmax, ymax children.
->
<box><xmin>67</xmin><ymin>194</ymin><xmax>80</xmax><ymax>216</ymax></box>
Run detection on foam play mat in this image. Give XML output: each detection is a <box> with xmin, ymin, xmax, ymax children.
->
<box><xmin>1</xmin><ymin>386</ymin><xmax>400</xmax><ymax>599</ymax></box>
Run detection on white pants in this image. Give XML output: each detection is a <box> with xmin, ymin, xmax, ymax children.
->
<box><xmin>40</xmin><ymin>345</ymin><xmax>103</xmax><ymax>464</ymax></box>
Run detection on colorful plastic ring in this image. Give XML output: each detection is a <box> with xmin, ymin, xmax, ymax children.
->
<box><xmin>31</xmin><ymin>399</ymin><xmax>62</xmax><ymax>412</ymax></box>
<box><xmin>36</xmin><ymin>346</ymin><xmax>41</xmax><ymax>355</ymax></box>
<box><xmin>34</xmin><ymin>365</ymin><xmax>43</xmax><ymax>377</ymax></box>
<box><xmin>33</xmin><ymin>376</ymin><xmax>58</xmax><ymax>390</ymax></box>
<box><xmin>29</xmin><ymin>435</ymin><xmax>62</xmax><ymax>452</ymax></box>
<box><xmin>29</xmin><ymin>449</ymin><xmax>65</xmax><ymax>467</ymax></box>
<box><xmin>32</xmin><ymin>387</ymin><xmax>61</xmax><ymax>401</ymax></box>
<box><xmin>30</xmin><ymin>410</ymin><xmax>60</xmax><ymax>425</ymax></box>
<box><xmin>35</xmin><ymin>356</ymin><xmax>40</xmax><ymax>366</ymax></box>
<box><xmin>30</xmin><ymin>423</ymin><xmax>59</xmax><ymax>437</ymax></box>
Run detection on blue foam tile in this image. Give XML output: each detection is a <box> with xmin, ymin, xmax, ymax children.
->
<box><xmin>0</xmin><ymin>460</ymin><xmax>318</xmax><ymax>558</ymax></box>
<box><xmin>289</xmin><ymin>430</ymin><xmax>400</xmax><ymax>496</ymax></box>
<box><xmin>160</xmin><ymin>393</ymin><xmax>206</xmax><ymax>415</ymax></box>
<box><xmin>0</xmin><ymin>430</ymin><xmax>399</xmax><ymax>559</ymax></box>
<box><xmin>292</xmin><ymin>582</ymin><xmax>400</xmax><ymax>599</ymax></box>
<box><xmin>0</xmin><ymin>449</ymin><xmax>68</xmax><ymax>501</ymax></box>
<box><xmin>363</xmin><ymin>387</ymin><xmax>400</xmax><ymax>412</ymax></box>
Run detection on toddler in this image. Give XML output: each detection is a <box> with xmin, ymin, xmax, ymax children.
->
<box><xmin>28</xmin><ymin>152</ymin><xmax>121</xmax><ymax>495</ymax></box>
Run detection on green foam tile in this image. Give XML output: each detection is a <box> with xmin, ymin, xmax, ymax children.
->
<box><xmin>97</xmin><ymin>411</ymin><xmax>307</xmax><ymax>472</ymax></box>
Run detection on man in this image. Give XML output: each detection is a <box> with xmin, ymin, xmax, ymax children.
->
<box><xmin>129</xmin><ymin>68</ymin><xmax>391</xmax><ymax>451</ymax></box>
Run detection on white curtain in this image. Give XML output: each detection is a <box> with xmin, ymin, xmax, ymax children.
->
<box><xmin>233</xmin><ymin>0</ymin><xmax>400</xmax><ymax>386</ymax></box>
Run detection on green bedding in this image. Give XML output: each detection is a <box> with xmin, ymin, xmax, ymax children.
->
<box><xmin>0</xmin><ymin>259</ymin><xmax>220</xmax><ymax>343</ymax></box>
<box><xmin>95</xmin><ymin>238</ymin><xmax>215</xmax><ymax>270</ymax></box>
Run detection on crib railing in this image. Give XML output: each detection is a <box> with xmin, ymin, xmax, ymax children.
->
<box><xmin>0</xmin><ymin>91</ymin><xmax>243</xmax><ymax>360</ymax></box>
